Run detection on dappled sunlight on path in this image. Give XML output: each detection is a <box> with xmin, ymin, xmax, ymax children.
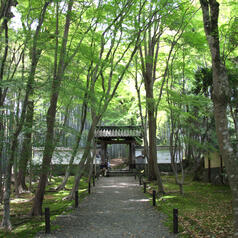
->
<box><xmin>36</xmin><ymin>177</ymin><xmax>176</xmax><ymax>238</ymax></box>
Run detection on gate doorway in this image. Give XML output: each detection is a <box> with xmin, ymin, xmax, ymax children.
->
<box><xmin>94</xmin><ymin>126</ymin><xmax>142</xmax><ymax>170</ymax></box>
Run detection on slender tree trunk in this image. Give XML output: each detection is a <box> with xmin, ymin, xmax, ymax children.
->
<box><xmin>13</xmin><ymin>145</ymin><xmax>18</xmax><ymax>196</ymax></box>
<box><xmin>139</xmin><ymin>46</ymin><xmax>157</xmax><ymax>180</ymax></box>
<box><xmin>134</xmin><ymin>62</ymin><xmax>149</xmax><ymax>174</ymax></box>
<box><xmin>1</xmin><ymin>134</ymin><xmax>17</xmax><ymax>230</ymax></box>
<box><xmin>229</xmin><ymin>105</ymin><xmax>238</xmax><ymax>140</ymax></box>
<box><xmin>0</xmin><ymin>3</ymin><xmax>18</xmax><ymax>198</ymax></box>
<box><xmin>143</xmin><ymin>76</ymin><xmax>156</xmax><ymax>180</ymax></box>
<box><xmin>143</xmin><ymin>71</ymin><xmax>164</xmax><ymax>192</ymax></box>
<box><xmin>2</xmin><ymin>3</ymin><xmax>50</xmax><ymax>224</ymax></box>
<box><xmin>143</xmin><ymin>124</ymin><xmax>150</xmax><ymax>176</ymax></box>
<box><xmin>56</xmin><ymin>134</ymin><xmax>83</xmax><ymax>191</ymax></box>
<box><xmin>68</xmin><ymin>118</ymin><xmax>99</xmax><ymax>199</ymax></box>
<box><xmin>0</xmin><ymin>115</ymin><xmax>3</xmax><ymax>203</ymax></box>
<box><xmin>87</xmin><ymin>147</ymin><xmax>96</xmax><ymax>190</ymax></box>
<box><xmin>31</xmin><ymin>0</ymin><xmax>74</xmax><ymax>216</ymax></box>
<box><xmin>144</xmin><ymin>73</ymin><xmax>164</xmax><ymax>192</ymax></box>
<box><xmin>138</xmin><ymin>16</ymin><xmax>164</xmax><ymax>187</ymax></box>
<box><xmin>0</xmin><ymin>1</ymin><xmax>11</xmax><ymax>204</ymax></box>
<box><xmin>57</xmin><ymin>92</ymin><xmax>88</xmax><ymax>191</ymax></box>
<box><xmin>200</xmin><ymin>1</ymin><xmax>238</xmax><ymax>236</ymax></box>
<box><xmin>148</xmin><ymin>103</ymin><xmax>165</xmax><ymax>193</ymax></box>
<box><xmin>167</xmin><ymin>81</ymin><xmax>185</xmax><ymax>194</ymax></box>
<box><xmin>147</xmin><ymin>103</ymin><xmax>156</xmax><ymax>180</ymax></box>
<box><xmin>88</xmin><ymin>160</ymin><xmax>93</xmax><ymax>185</ymax></box>
<box><xmin>17</xmin><ymin>101</ymin><xmax>34</xmax><ymax>192</ymax></box>
<box><xmin>0</xmin><ymin>104</ymin><xmax>6</xmax><ymax>203</ymax></box>
<box><xmin>28</xmin><ymin>148</ymin><xmax>33</xmax><ymax>191</ymax></box>
<box><xmin>57</xmin><ymin>165</ymin><xmax>71</xmax><ymax>191</ymax></box>
<box><xmin>31</xmin><ymin>86</ymin><xmax>60</xmax><ymax>215</ymax></box>
<box><xmin>67</xmin><ymin>154</ymin><xmax>89</xmax><ymax>199</ymax></box>
<box><xmin>170</xmin><ymin>126</ymin><xmax>184</xmax><ymax>195</ymax></box>
<box><xmin>0</xmin><ymin>5</ymin><xmax>21</xmax><ymax>229</ymax></box>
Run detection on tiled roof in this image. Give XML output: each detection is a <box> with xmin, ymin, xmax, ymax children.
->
<box><xmin>95</xmin><ymin>126</ymin><xmax>142</xmax><ymax>138</ymax></box>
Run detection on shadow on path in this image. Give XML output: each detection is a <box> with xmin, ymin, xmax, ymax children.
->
<box><xmin>36</xmin><ymin>176</ymin><xmax>176</xmax><ymax>238</ymax></box>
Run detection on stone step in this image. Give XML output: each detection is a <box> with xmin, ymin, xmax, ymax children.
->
<box><xmin>108</xmin><ymin>170</ymin><xmax>135</xmax><ymax>177</ymax></box>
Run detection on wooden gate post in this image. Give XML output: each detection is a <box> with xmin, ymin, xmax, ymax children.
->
<box><xmin>101</xmin><ymin>142</ymin><xmax>107</xmax><ymax>163</ymax></box>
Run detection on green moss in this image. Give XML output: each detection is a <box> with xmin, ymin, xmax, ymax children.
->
<box><xmin>144</xmin><ymin>175</ymin><xmax>233</xmax><ymax>237</ymax></box>
<box><xmin>0</xmin><ymin>176</ymin><xmax>89</xmax><ymax>238</ymax></box>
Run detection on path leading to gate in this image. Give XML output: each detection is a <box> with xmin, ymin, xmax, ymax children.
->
<box><xmin>36</xmin><ymin>176</ymin><xmax>176</xmax><ymax>238</ymax></box>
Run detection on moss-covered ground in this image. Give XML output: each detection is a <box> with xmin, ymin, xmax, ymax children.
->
<box><xmin>0</xmin><ymin>176</ymin><xmax>88</xmax><ymax>238</ymax></box>
<box><xmin>0</xmin><ymin>175</ymin><xmax>233</xmax><ymax>238</ymax></box>
<box><xmin>144</xmin><ymin>175</ymin><xmax>233</xmax><ymax>238</ymax></box>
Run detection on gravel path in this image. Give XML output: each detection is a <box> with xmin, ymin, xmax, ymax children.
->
<box><xmin>36</xmin><ymin>176</ymin><xmax>176</xmax><ymax>238</ymax></box>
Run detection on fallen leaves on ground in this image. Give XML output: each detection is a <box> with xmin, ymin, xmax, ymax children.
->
<box><xmin>179</xmin><ymin>192</ymin><xmax>233</xmax><ymax>238</ymax></box>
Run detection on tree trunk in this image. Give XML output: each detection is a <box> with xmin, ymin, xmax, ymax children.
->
<box><xmin>200</xmin><ymin>1</ymin><xmax>238</xmax><ymax>236</ymax></box>
<box><xmin>134</xmin><ymin>65</ymin><xmax>149</xmax><ymax>175</ymax></box>
<box><xmin>142</xmin><ymin>72</ymin><xmax>156</xmax><ymax>180</ymax></box>
<box><xmin>0</xmin><ymin>1</ymin><xmax>18</xmax><ymax>200</ymax></box>
<box><xmin>17</xmin><ymin>101</ymin><xmax>34</xmax><ymax>192</ymax></box>
<box><xmin>31</xmin><ymin>90</ymin><xmax>59</xmax><ymax>216</ymax></box>
<box><xmin>0</xmin><ymin>111</ymin><xmax>4</xmax><ymax>203</ymax></box>
<box><xmin>169</xmin><ymin>113</ymin><xmax>185</xmax><ymax>195</ymax></box>
<box><xmin>149</xmin><ymin>111</ymin><xmax>165</xmax><ymax>193</ymax></box>
<box><xmin>1</xmin><ymin>0</ymin><xmax>47</xmax><ymax>226</ymax></box>
<box><xmin>0</xmin><ymin>0</ymin><xmax>13</xmax><ymax>206</ymax></box>
<box><xmin>147</xmin><ymin>102</ymin><xmax>156</xmax><ymax>180</ymax></box>
<box><xmin>13</xmin><ymin>147</ymin><xmax>18</xmax><ymax>196</ymax></box>
<box><xmin>28</xmin><ymin>150</ymin><xmax>33</xmax><ymax>191</ymax></box>
<box><xmin>229</xmin><ymin>105</ymin><xmax>238</xmax><ymax>140</ymax></box>
<box><xmin>213</xmin><ymin>97</ymin><xmax>238</xmax><ymax>237</ymax></box>
<box><xmin>56</xmin><ymin>138</ymin><xmax>81</xmax><ymax>191</ymax></box>
<box><xmin>57</xmin><ymin>166</ymin><xmax>71</xmax><ymax>191</ymax></box>
<box><xmin>1</xmin><ymin>176</ymin><xmax>11</xmax><ymax>229</ymax></box>
<box><xmin>138</xmin><ymin>15</ymin><xmax>164</xmax><ymax>187</ymax></box>
<box><xmin>1</xmin><ymin>135</ymin><xmax>18</xmax><ymax>230</ymax></box>
<box><xmin>31</xmin><ymin>0</ymin><xmax>74</xmax><ymax>216</ymax></box>
<box><xmin>57</xmin><ymin>98</ymin><xmax>88</xmax><ymax>191</ymax></box>
<box><xmin>69</xmin><ymin>118</ymin><xmax>98</xmax><ymax>199</ymax></box>
<box><xmin>144</xmin><ymin>77</ymin><xmax>164</xmax><ymax>192</ymax></box>
<box><xmin>192</xmin><ymin>157</ymin><xmax>204</xmax><ymax>182</ymax></box>
<box><xmin>87</xmin><ymin>148</ymin><xmax>96</xmax><ymax>190</ymax></box>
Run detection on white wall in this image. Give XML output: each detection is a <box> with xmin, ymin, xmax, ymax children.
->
<box><xmin>135</xmin><ymin>148</ymin><xmax>181</xmax><ymax>164</ymax></box>
<box><xmin>33</xmin><ymin>147</ymin><xmax>89</xmax><ymax>165</ymax></box>
<box><xmin>33</xmin><ymin>147</ymin><xmax>181</xmax><ymax>165</ymax></box>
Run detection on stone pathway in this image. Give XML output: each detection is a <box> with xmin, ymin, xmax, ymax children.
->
<box><xmin>36</xmin><ymin>176</ymin><xmax>176</xmax><ymax>238</ymax></box>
